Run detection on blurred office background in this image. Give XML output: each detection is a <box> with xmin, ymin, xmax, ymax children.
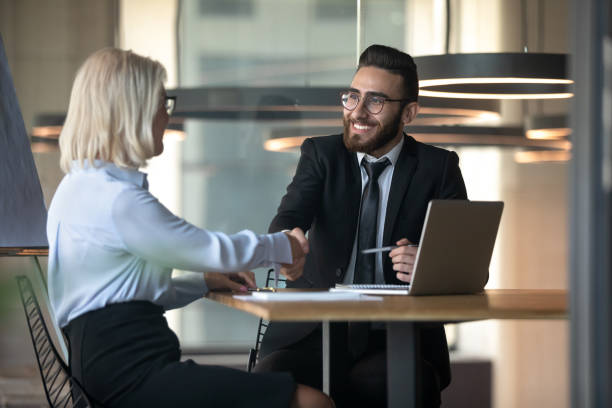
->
<box><xmin>0</xmin><ymin>0</ymin><xmax>594</xmax><ymax>406</ymax></box>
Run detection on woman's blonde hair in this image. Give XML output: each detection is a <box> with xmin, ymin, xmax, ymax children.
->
<box><xmin>59</xmin><ymin>47</ymin><xmax>167</xmax><ymax>172</ymax></box>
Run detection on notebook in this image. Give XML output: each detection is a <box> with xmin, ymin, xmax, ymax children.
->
<box><xmin>331</xmin><ymin>200</ymin><xmax>504</xmax><ymax>296</ymax></box>
<box><xmin>332</xmin><ymin>284</ymin><xmax>411</xmax><ymax>295</ymax></box>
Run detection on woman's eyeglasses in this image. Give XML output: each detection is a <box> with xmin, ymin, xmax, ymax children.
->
<box><xmin>164</xmin><ymin>96</ymin><xmax>177</xmax><ymax>116</ymax></box>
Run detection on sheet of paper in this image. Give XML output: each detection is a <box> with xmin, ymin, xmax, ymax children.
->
<box><xmin>233</xmin><ymin>290</ymin><xmax>382</xmax><ymax>302</ymax></box>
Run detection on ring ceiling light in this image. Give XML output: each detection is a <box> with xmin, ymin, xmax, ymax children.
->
<box><xmin>415</xmin><ymin>53</ymin><xmax>573</xmax><ymax>100</ymax></box>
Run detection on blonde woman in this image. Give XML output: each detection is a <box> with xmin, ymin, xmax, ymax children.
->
<box><xmin>48</xmin><ymin>48</ymin><xmax>332</xmax><ymax>408</ymax></box>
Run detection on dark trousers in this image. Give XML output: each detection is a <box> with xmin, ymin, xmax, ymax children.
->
<box><xmin>254</xmin><ymin>325</ymin><xmax>442</xmax><ymax>408</ymax></box>
<box><xmin>64</xmin><ymin>301</ymin><xmax>295</xmax><ymax>408</ymax></box>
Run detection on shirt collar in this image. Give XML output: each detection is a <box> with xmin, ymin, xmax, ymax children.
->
<box><xmin>71</xmin><ymin>160</ymin><xmax>149</xmax><ymax>189</ymax></box>
<box><xmin>356</xmin><ymin>134</ymin><xmax>404</xmax><ymax>167</ymax></box>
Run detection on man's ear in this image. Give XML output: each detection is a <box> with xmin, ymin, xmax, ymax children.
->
<box><xmin>402</xmin><ymin>102</ymin><xmax>419</xmax><ymax>125</ymax></box>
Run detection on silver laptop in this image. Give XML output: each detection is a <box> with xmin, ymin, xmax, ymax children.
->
<box><xmin>332</xmin><ymin>200</ymin><xmax>504</xmax><ymax>296</ymax></box>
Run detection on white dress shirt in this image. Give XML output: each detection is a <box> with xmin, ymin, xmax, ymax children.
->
<box><xmin>343</xmin><ymin>136</ymin><xmax>404</xmax><ymax>284</ymax></box>
<box><xmin>47</xmin><ymin>160</ymin><xmax>292</xmax><ymax>328</ymax></box>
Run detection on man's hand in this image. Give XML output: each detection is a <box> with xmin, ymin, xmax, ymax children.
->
<box><xmin>204</xmin><ymin>271</ymin><xmax>257</xmax><ymax>292</ymax></box>
<box><xmin>280</xmin><ymin>227</ymin><xmax>309</xmax><ymax>281</ymax></box>
<box><xmin>389</xmin><ymin>238</ymin><xmax>418</xmax><ymax>283</ymax></box>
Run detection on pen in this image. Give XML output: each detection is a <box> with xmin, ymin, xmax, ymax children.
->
<box><xmin>361</xmin><ymin>244</ymin><xmax>418</xmax><ymax>254</ymax></box>
<box><xmin>248</xmin><ymin>287</ymin><xmax>277</xmax><ymax>292</ymax></box>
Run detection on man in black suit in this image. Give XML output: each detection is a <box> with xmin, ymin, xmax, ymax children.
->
<box><xmin>254</xmin><ymin>44</ymin><xmax>467</xmax><ymax>407</ymax></box>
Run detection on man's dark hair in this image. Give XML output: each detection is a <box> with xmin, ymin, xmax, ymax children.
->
<box><xmin>357</xmin><ymin>44</ymin><xmax>419</xmax><ymax>103</ymax></box>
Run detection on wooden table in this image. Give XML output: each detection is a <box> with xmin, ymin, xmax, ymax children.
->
<box><xmin>0</xmin><ymin>247</ymin><xmax>49</xmax><ymax>257</ymax></box>
<box><xmin>207</xmin><ymin>289</ymin><xmax>567</xmax><ymax>408</ymax></box>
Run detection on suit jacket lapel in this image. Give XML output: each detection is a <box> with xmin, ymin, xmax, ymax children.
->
<box><xmin>383</xmin><ymin>135</ymin><xmax>418</xmax><ymax>245</ymax></box>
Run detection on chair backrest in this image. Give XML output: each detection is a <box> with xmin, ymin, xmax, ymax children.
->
<box><xmin>246</xmin><ymin>268</ymin><xmax>286</xmax><ymax>372</ymax></box>
<box><xmin>16</xmin><ymin>275</ymin><xmax>94</xmax><ymax>408</ymax></box>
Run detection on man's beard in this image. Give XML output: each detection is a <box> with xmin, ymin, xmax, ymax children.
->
<box><xmin>342</xmin><ymin>113</ymin><xmax>402</xmax><ymax>155</ymax></box>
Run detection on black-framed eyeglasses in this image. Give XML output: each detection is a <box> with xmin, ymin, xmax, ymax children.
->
<box><xmin>164</xmin><ymin>96</ymin><xmax>177</xmax><ymax>116</ymax></box>
<box><xmin>341</xmin><ymin>91</ymin><xmax>408</xmax><ymax>115</ymax></box>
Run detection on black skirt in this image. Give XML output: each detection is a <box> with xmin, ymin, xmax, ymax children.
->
<box><xmin>64</xmin><ymin>301</ymin><xmax>295</xmax><ymax>408</ymax></box>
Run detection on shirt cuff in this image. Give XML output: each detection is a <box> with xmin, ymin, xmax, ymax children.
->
<box><xmin>261</xmin><ymin>231</ymin><xmax>292</xmax><ymax>266</ymax></box>
<box><xmin>175</xmin><ymin>271</ymin><xmax>209</xmax><ymax>293</ymax></box>
<box><xmin>165</xmin><ymin>271</ymin><xmax>209</xmax><ymax>310</ymax></box>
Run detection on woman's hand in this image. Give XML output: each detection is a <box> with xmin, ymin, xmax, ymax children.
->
<box><xmin>204</xmin><ymin>271</ymin><xmax>257</xmax><ymax>292</ymax></box>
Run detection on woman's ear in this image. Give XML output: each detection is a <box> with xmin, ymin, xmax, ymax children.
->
<box><xmin>402</xmin><ymin>102</ymin><xmax>419</xmax><ymax>126</ymax></box>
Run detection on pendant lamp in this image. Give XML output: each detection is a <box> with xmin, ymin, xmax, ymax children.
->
<box><xmin>415</xmin><ymin>53</ymin><xmax>572</xmax><ymax>100</ymax></box>
<box><xmin>168</xmin><ymin>87</ymin><xmax>499</xmax><ymax>124</ymax></box>
<box><xmin>414</xmin><ymin>0</ymin><xmax>573</xmax><ymax>100</ymax></box>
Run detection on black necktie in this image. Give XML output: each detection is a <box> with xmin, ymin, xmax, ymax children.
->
<box><xmin>349</xmin><ymin>158</ymin><xmax>389</xmax><ymax>360</ymax></box>
<box><xmin>354</xmin><ymin>158</ymin><xmax>390</xmax><ymax>284</ymax></box>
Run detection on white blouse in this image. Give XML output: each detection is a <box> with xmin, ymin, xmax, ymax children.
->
<box><xmin>47</xmin><ymin>161</ymin><xmax>291</xmax><ymax>328</ymax></box>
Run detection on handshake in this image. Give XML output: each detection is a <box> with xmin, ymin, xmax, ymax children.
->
<box><xmin>282</xmin><ymin>227</ymin><xmax>309</xmax><ymax>281</ymax></box>
<box><xmin>204</xmin><ymin>227</ymin><xmax>308</xmax><ymax>292</ymax></box>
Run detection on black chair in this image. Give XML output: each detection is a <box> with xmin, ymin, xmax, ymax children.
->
<box><xmin>246</xmin><ymin>268</ymin><xmax>286</xmax><ymax>372</ymax></box>
<box><xmin>16</xmin><ymin>275</ymin><xmax>95</xmax><ymax>408</ymax></box>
